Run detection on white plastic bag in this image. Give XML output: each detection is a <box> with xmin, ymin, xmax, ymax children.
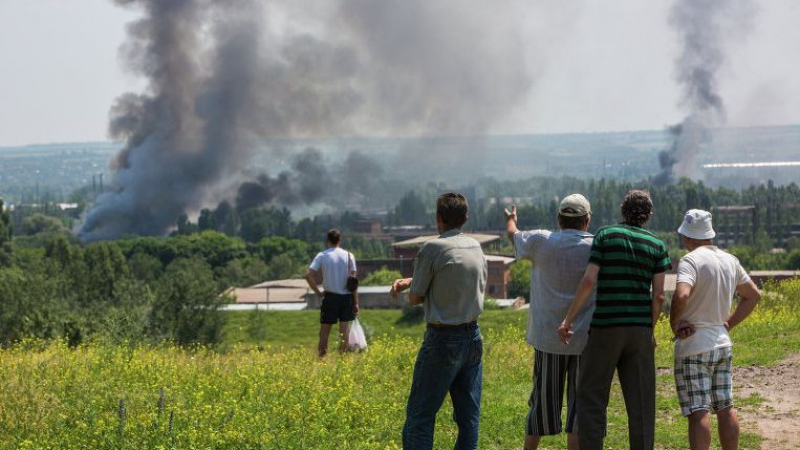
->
<box><xmin>348</xmin><ymin>318</ymin><xmax>368</xmax><ymax>351</ymax></box>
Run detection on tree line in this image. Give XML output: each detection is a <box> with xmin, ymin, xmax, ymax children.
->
<box><xmin>2</xmin><ymin>176</ymin><xmax>799</xmax><ymax>346</ymax></box>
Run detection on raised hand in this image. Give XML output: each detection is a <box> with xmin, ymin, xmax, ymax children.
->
<box><xmin>503</xmin><ymin>205</ymin><xmax>518</xmax><ymax>222</ymax></box>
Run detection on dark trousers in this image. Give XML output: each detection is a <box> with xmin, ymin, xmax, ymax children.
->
<box><xmin>577</xmin><ymin>327</ymin><xmax>656</xmax><ymax>450</ymax></box>
<box><xmin>402</xmin><ymin>324</ymin><xmax>483</xmax><ymax>450</ymax></box>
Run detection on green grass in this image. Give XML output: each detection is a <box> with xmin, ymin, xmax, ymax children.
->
<box><xmin>214</xmin><ymin>304</ymin><xmax>800</xmax><ymax>449</ymax></box>
<box><xmin>2</xmin><ymin>289</ymin><xmax>799</xmax><ymax>449</ymax></box>
<box><xmin>220</xmin><ymin>309</ymin><xmax>529</xmax><ymax>351</ymax></box>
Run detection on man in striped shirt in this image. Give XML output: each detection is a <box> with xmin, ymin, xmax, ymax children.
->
<box><xmin>558</xmin><ymin>190</ymin><xmax>671</xmax><ymax>450</ymax></box>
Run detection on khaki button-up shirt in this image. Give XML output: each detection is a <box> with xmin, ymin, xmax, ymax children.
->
<box><xmin>410</xmin><ymin>229</ymin><xmax>487</xmax><ymax>324</ymax></box>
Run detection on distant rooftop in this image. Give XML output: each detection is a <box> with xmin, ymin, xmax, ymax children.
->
<box><xmin>392</xmin><ymin>233</ymin><xmax>501</xmax><ymax>247</ymax></box>
<box><xmin>485</xmin><ymin>255</ymin><xmax>515</xmax><ymax>264</ymax></box>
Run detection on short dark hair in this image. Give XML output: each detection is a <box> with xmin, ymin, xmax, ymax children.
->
<box><xmin>621</xmin><ymin>190</ymin><xmax>653</xmax><ymax>227</ymax></box>
<box><xmin>436</xmin><ymin>192</ymin><xmax>469</xmax><ymax>229</ymax></box>
<box><xmin>326</xmin><ymin>228</ymin><xmax>341</xmax><ymax>245</ymax></box>
<box><xmin>557</xmin><ymin>213</ymin><xmax>590</xmax><ymax>230</ymax></box>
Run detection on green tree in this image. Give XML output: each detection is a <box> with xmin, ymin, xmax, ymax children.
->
<box><xmin>150</xmin><ymin>258</ymin><xmax>225</xmax><ymax>345</ymax></box>
<box><xmin>198</xmin><ymin>208</ymin><xmax>216</xmax><ymax>231</ymax></box>
<box><xmin>83</xmin><ymin>242</ymin><xmax>130</xmax><ymax>305</ymax></box>
<box><xmin>0</xmin><ymin>200</ymin><xmax>12</xmax><ymax>265</ymax></box>
<box><xmin>20</xmin><ymin>213</ymin><xmax>67</xmax><ymax>236</ymax></box>
<box><xmin>215</xmin><ymin>256</ymin><xmax>268</xmax><ymax>289</ymax></box>
<box><xmin>128</xmin><ymin>252</ymin><xmax>164</xmax><ymax>283</ymax></box>
<box><xmin>99</xmin><ymin>277</ymin><xmax>154</xmax><ymax>345</ymax></box>
<box><xmin>392</xmin><ymin>191</ymin><xmax>429</xmax><ymax>225</ymax></box>
<box><xmin>239</xmin><ymin>209</ymin><xmax>275</xmax><ymax>243</ymax></box>
<box><xmin>508</xmin><ymin>260</ymin><xmax>531</xmax><ymax>300</ymax></box>
<box><xmin>266</xmin><ymin>253</ymin><xmax>303</xmax><ymax>281</ymax></box>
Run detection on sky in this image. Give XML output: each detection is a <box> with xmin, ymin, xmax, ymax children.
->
<box><xmin>0</xmin><ymin>0</ymin><xmax>799</xmax><ymax>147</ymax></box>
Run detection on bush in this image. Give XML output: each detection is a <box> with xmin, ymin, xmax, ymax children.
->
<box><xmin>396</xmin><ymin>304</ymin><xmax>425</xmax><ymax>325</ymax></box>
<box><xmin>483</xmin><ymin>297</ymin><xmax>501</xmax><ymax>310</ymax></box>
<box><xmin>361</xmin><ymin>267</ymin><xmax>402</xmax><ymax>286</ymax></box>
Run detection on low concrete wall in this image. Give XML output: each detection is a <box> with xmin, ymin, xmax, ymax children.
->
<box><xmin>305</xmin><ymin>286</ymin><xmax>408</xmax><ymax>309</ymax></box>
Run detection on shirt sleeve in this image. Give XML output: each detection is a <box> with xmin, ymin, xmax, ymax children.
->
<box><xmin>410</xmin><ymin>244</ymin><xmax>435</xmax><ymax>297</ymax></box>
<box><xmin>653</xmin><ymin>243</ymin><xmax>672</xmax><ymax>274</ymax></box>
<box><xmin>735</xmin><ymin>262</ymin><xmax>751</xmax><ymax>285</ymax></box>
<box><xmin>675</xmin><ymin>256</ymin><xmax>697</xmax><ymax>287</ymax></box>
<box><xmin>588</xmin><ymin>232</ymin><xmax>604</xmax><ymax>266</ymax></box>
<box><xmin>309</xmin><ymin>252</ymin><xmax>323</xmax><ymax>271</ymax></box>
<box><xmin>349</xmin><ymin>253</ymin><xmax>357</xmax><ymax>274</ymax></box>
<box><xmin>514</xmin><ymin>230</ymin><xmax>542</xmax><ymax>261</ymax></box>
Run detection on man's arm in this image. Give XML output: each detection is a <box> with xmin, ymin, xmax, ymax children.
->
<box><xmin>390</xmin><ymin>278</ymin><xmax>424</xmax><ymax>305</ymax></box>
<box><xmin>352</xmin><ymin>290</ymin><xmax>360</xmax><ymax>315</ymax></box>
<box><xmin>651</xmin><ymin>272</ymin><xmax>666</xmax><ymax>325</ymax></box>
<box><xmin>304</xmin><ymin>269</ymin><xmax>323</xmax><ymax>297</ymax></box>
<box><xmin>669</xmin><ymin>282</ymin><xmax>694</xmax><ymax>338</ymax></box>
<box><xmin>726</xmin><ymin>280</ymin><xmax>760</xmax><ymax>330</ymax></box>
<box><xmin>558</xmin><ymin>263</ymin><xmax>600</xmax><ymax>343</ymax></box>
<box><xmin>504</xmin><ymin>205</ymin><xmax>519</xmax><ymax>242</ymax></box>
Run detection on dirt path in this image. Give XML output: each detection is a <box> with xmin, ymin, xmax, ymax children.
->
<box><xmin>736</xmin><ymin>353</ymin><xmax>800</xmax><ymax>449</ymax></box>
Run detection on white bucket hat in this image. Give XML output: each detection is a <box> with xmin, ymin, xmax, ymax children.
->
<box><xmin>678</xmin><ymin>209</ymin><xmax>716</xmax><ymax>240</ymax></box>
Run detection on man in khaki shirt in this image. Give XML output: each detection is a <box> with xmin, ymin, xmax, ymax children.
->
<box><xmin>391</xmin><ymin>192</ymin><xmax>487</xmax><ymax>450</ymax></box>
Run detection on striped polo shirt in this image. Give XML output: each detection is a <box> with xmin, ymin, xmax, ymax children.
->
<box><xmin>588</xmin><ymin>224</ymin><xmax>671</xmax><ymax>328</ymax></box>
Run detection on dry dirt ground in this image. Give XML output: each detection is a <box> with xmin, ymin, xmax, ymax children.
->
<box><xmin>737</xmin><ymin>352</ymin><xmax>800</xmax><ymax>449</ymax></box>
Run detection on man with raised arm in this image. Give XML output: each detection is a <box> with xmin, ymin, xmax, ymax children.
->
<box><xmin>558</xmin><ymin>190</ymin><xmax>671</xmax><ymax>450</ymax></box>
<box><xmin>390</xmin><ymin>192</ymin><xmax>487</xmax><ymax>450</ymax></box>
<box><xmin>670</xmin><ymin>209</ymin><xmax>760</xmax><ymax>450</ymax></box>
<box><xmin>505</xmin><ymin>194</ymin><xmax>594</xmax><ymax>450</ymax></box>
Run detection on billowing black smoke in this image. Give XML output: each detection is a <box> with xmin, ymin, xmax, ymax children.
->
<box><xmin>80</xmin><ymin>0</ymin><xmax>539</xmax><ymax>241</ymax></box>
<box><xmin>656</xmin><ymin>0</ymin><xmax>755</xmax><ymax>185</ymax></box>
<box><xmin>234</xmin><ymin>148</ymin><xmax>386</xmax><ymax>211</ymax></box>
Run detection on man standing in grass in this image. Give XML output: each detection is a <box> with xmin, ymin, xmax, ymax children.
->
<box><xmin>670</xmin><ymin>209</ymin><xmax>760</xmax><ymax>450</ymax></box>
<box><xmin>390</xmin><ymin>192</ymin><xmax>487</xmax><ymax>450</ymax></box>
<box><xmin>559</xmin><ymin>190</ymin><xmax>671</xmax><ymax>450</ymax></box>
<box><xmin>504</xmin><ymin>194</ymin><xmax>594</xmax><ymax>450</ymax></box>
<box><xmin>305</xmin><ymin>229</ymin><xmax>359</xmax><ymax>357</ymax></box>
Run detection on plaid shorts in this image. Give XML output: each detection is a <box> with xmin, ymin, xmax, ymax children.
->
<box><xmin>674</xmin><ymin>346</ymin><xmax>733</xmax><ymax>417</ymax></box>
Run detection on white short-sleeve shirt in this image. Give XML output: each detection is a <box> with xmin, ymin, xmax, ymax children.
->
<box><xmin>309</xmin><ymin>247</ymin><xmax>356</xmax><ymax>295</ymax></box>
<box><xmin>673</xmin><ymin>246</ymin><xmax>751</xmax><ymax>358</ymax></box>
<box><xmin>515</xmin><ymin>229</ymin><xmax>594</xmax><ymax>355</ymax></box>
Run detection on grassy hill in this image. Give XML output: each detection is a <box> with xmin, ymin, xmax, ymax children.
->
<box><xmin>1</xmin><ymin>280</ymin><xmax>799</xmax><ymax>449</ymax></box>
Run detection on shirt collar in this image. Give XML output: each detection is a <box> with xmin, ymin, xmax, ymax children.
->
<box><xmin>439</xmin><ymin>229</ymin><xmax>462</xmax><ymax>238</ymax></box>
<box><xmin>560</xmin><ymin>228</ymin><xmax>593</xmax><ymax>237</ymax></box>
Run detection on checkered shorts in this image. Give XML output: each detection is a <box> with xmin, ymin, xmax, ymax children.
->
<box><xmin>674</xmin><ymin>346</ymin><xmax>733</xmax><ymax>417</ymax></box>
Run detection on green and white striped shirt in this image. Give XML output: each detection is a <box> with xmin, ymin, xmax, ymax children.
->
<box><xmin>588</xmin><ymin>224</ymin><xmax>671</xmax><ymax>328</ymax></box>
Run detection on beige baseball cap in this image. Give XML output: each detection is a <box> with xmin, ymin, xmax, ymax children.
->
<box><xmin>559</xmin><ymin>194</ymin><xmax>591</xmax><ymax>217</ymax></box>
<box><xmin>678</xmin><ymin>209</ymin><xmax>716</xmax><ymax>240</ymax></box>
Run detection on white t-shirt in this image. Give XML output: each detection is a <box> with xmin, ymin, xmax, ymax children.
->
<box><xmin>673</xmin><ymin>246</ymin><xmax>751</xmax><ymax>358</ymax></box>
<box><xmin>309</xmin><ymin>247</ymin><xmax>356</xmax><ymax>295</ymax></box>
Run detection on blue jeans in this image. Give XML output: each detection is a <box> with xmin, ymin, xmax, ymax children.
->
<box><xmin>402</xmin><ymin>323</ymin><xmax>483</xmax><ymax>450</ymax></box>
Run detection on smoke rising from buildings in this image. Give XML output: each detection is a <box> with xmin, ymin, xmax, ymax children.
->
<box><xmin>79</xmin><ymin>0</ymin><xmax>539</xmax><ymax>241</ymax></box>
<box><xmin>656</xmin><ymin>0</ymin><xmax>755</xmax><ymax>185</ymax></box>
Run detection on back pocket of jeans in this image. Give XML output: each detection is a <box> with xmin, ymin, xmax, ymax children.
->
<box><xmin>434</xmin><ymin>339</ymin><xmax>463</xmax><ymax>367</ymax></box>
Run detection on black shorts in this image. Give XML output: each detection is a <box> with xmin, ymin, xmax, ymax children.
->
<box><xmin>320</xmin><ymin>292</ymin><xmax>355</xmax><ymax>324</ymax></box>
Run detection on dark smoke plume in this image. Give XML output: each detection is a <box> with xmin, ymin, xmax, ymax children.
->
<box><xmin>80</xmin><ymin>0</ymin><xmax>538</xmax><ymax>241</ymax></box>
<box><xmin>656</xmin><ymin>0</ymin><xmax>755</xmax><ymax>185</ymax></box>
<box><xmin>234</xmin><ymin>148</ymin><xmax>385</xmax><ymax>211</ymax></box>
